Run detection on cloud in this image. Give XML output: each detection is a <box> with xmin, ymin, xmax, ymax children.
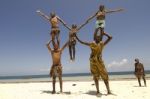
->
<box><xmin>108</xmin><ymin>59</ymin><xmax>128</xmax><ymax>68</ymax></box>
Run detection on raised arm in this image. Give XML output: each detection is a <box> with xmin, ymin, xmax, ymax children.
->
<box><xmin>61</xmin><ymin>41</ymin><xmax>69</xmax><ymax>51</ymax></box>
<box><xmin>57</xmin><ymin>16</ymin><xmax>71</xmax><ymax>30</ymax></box>
<box><xmin>36</xmin><ymin>10</ymin><xmax>50</xmax><ymax>21</ymax></box>
<box><xmin>85</xmin><ymin>11</ymin><xmax>98</xmax><ymax>24</ymax></box>
<box><xmin>105</xmin><ymin>8</ymin><xmax>124</xmax><ymax>13</ymax></box>
<box><xmin>77</xmin><ymin>20</ymin><xmax>88</xmax><ymax>31</ymax></box>
<box><xmin>46</xmin><ymin>40</ymin><xmax>52</xmax><ymax>52</ymax></box>
<box><xmin>103</xmin><ymin>32</ymin><xmax>112</xmax><ymax>46</ymax></box>
<box><xmin>75</xmin><ymin>34</ymin><xmax>90</xmax><ymax>46</ymax></box>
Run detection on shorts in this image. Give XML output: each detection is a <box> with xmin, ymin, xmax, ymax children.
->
<box><xmin>50</xmin><ymin>65</ymin><xmax>62</xmax><ymax>77</ymax></box>
<box><xmin>51</xmin><ymin>28</ymin><xmax>60</xmax><ymax>35</ymax></box>
<box><xmin>95</xmin><ymin>20</ymin><xmax>105</xmax><ymax>29</ymax></box>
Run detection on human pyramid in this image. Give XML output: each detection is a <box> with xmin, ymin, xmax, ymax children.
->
<box><xmin>37</xmin><ymin>5</ymin><xmax>123</xmax><ymax>96</ymax></box>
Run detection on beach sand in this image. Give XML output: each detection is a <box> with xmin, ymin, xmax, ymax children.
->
<box><xmin>0</xmin><ymin>79</ymin><xmax>150</xmax><ymax>99</ymax></box>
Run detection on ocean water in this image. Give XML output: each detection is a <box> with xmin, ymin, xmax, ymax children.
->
<box><xmin>0</xmin><ymin>71</ymin><xmax>150</xmax><ymax>83</ymax></box>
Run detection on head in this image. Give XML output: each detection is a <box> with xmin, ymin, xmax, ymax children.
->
<box><xmin>135</xmin><ymin>58</ymin><xmax>139</xmax><ymax>63</ymax></box>
<box><xmin>71</xmin><ymin>24</ymin><xmax>77</xmax><ymax>29</ymax></box>
<box><xmin>54</xmin><ymin>43</ymin><xmax>59</xmax><ymax>51</ymax></box>
<box><xmin>95</xmin><ymin>35</ymin><xmax>101</xmax><ymax>44</ymax></box>
<box><xmin>50</xmin><ymin>12</ymin><xmax>56</xmax><ymax>18</ymax></box>
<box><xmin>99</xmin><ymin>5</ymin><xmax>105</xmax><ymax>11</ymax></box>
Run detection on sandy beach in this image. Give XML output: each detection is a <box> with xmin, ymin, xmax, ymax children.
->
<box><xmin>0</xmin><ymin>79</ymin><xmax>150</xmax><ymax>99</ymax></box>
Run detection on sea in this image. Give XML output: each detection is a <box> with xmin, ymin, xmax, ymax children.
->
<box><xmin>0</xmin><ymin>71</ymin><xmax>150</xmax><ymax>83</ymax></box>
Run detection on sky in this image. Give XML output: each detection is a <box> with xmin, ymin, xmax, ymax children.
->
<box><xmin>0</xmin><ymin>0</ymin><xmax>150</xmax><ymax>76</ymax></box>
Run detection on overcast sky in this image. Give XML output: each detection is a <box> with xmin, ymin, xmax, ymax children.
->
<box><xmin>0</xmin><ymin>0</ymin><xmax>150</xmax><ymax>76</ymax></box>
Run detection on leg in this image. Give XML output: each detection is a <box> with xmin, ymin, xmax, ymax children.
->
<box><xmin>99</xmin><ymin>28</ymin><xmax>104</xmax><ymax>41</ymax></box>
<box><xmin>137</xmin><ymin>77</ymin><xmax>141</xmax><ymax>87</ymax></box>
<box><xmin>72</xmin><ymin>44</ymin><xmax>76</xmax><ymax>61</ymax></box>
<box><xmin>56</xmin><ymin>31</ymin><xmax>60</xmax><ymax>48</ymax></box>
<box><xmin>142</xmin><ymin>76</ymin><xmax>147</xmax><ymax>86</ymax></box>
<box><xmin>69</xmin><ymin>44</ymin><xmax>73</xmax><ymax>60</ymax></box>
<box><xmin>51</xmin><ymin>32</ymin><xmax>56</xmax><ymax>47</ymax></box>
<box><xmin>58</xmin><ymin>76</ymin><xmax>63</xmax><ymax>93</ymax></box>
<box><xmin>104</xmin><ymin>80</ymin><xmax>111</xmax><ymax>94</ymax></box>
<box><xmin>93</xmin><ymin>76</ymin><xmax>100</xmax><ymax>94</ymax></box>
<box><xmin>52</xmin><ymin>76</ymin><xmax>56</xmax><ymax>94</ymax></box>
<box><xmin>94</xmin><ymin>28</ymin><xmax>99</xmax><ymax>41</ymax></box>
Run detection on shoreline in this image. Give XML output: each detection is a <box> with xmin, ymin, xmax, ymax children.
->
<box><xmin>0</xmin><ymin>75</ymin><xmax>150</xmax><ymax>83</ymax></box>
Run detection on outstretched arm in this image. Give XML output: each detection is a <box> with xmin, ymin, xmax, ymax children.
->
<box><xmin>103</xmin><ymin>32</ymin><xmax>112</xmax><ymax>46</ymax></box>
<box><xmin>77</xmin><ymin>20</ymin><xmax>88</xmax><ymax>31</ymax></box>
<box><xmin>84</xmin><ymin>11</ymin><xmax>98</xmax><ymax>24</ymax></box>
<box><xmin>57</xmin><ymin>16</ymin><xmax>71</xmax><ymax>30</ymax></box>
<box><xmin>105</xmin><ymin>8</ymin><xmax>124</xmax><ymax>13</ymax></box>
<box><xmin>75</xmin><ymin>34</ymin><xmax>90</xmax><ymax>46</ymax></box>
<box><xmin>46</xmin><ymin>40</ymin><xmax>52</xmax><ymax>52</ymax></box>
<box><xmin>61</xmin><ymin>41</ymin><xmax>69</xmax><ymax>51</ymax></box>
<box><xmin>36</xmin><ymin>10</ymin><xmax>50</xmax><ymax>21</ymax></box>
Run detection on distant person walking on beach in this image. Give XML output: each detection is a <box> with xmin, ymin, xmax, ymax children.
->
<box><xmin>134</xmin><ymin>58</ymin><xmax>147</xmax><ymax>87</ymax></box>
<box><xmin>46</xmin><ymin>40</ymin><xmax>68</xmax><ymax>94</ymax></box>
<box><xmin>75</xmin><ymin>32</ymin><xmax>112</xmax><ymax>95</ymax></box>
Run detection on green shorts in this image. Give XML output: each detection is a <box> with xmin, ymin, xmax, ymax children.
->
<box><xmin>95</xmin><ymin>20</ymin><xmax>105</xmax><ymax>29</ymax></box>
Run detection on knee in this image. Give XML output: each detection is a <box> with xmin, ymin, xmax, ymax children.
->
<box><xmin>93</xmin><ymin>76</ymin><xmax>99</xmax><ymax>81</ymax></box>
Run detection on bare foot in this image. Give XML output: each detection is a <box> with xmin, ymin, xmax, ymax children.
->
<box><xmin>59</xmin><ymin>90</ymin><xmax>63</xmax><ymax>94</ymax></box>
<box><xmin>96</xmin><ymin>92</ymin><xmax>102</xmax><ymax>97</ymax></box>
<box><xmin>107</xmin><ymin>91</ymin><xmax>112</xmax><ymax>94</ymax></box>
<box><xmin>52</xmin><ymin>91</ymin><xmax>56</xmax><ymax>94</ymax></box>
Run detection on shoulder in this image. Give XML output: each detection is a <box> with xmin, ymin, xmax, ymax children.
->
<box><xmin>89</xmin><ymin>42</ymin><xmax>95</xmax><ymax>47</ymax></box>
<box><xmin>100</xmin><ymin>41</ymin><xmax>103</xmax><ymax>44</ymax></box>
<box><xmin>139</xmin><ymin>63</ymin><xmax>144</xmax><ymax>66</ymax></box>
<box><xmin>56</xmin><ymin>16</ymin><xmax>60</xmax><ymax>19</ymax></box>
<box><xmin>91</xmin><ymin>41</ymin><xmax>96</xmax><ymax>45</ymax></box>
<box><xmin>100</xmin><ymin>41</ymin><xmax>104</xmax><ymax>46</ymax></box>
<box><xmin>59</xmin><ymin>49</ymin><xmax>62</xmax><ymax>52</ymax></box>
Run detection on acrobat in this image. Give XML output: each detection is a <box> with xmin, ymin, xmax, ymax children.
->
<box><xmin>86</xmin><ymin>5</ymin><xmax>123</xmax><ymax>40</ymax></box>
<box><xmin>63</xmin><ymin>21</ymin><xmax>88</xmax><ymax>61</ymax></box>
<box><xmin>46</xmin><ymin>40</ymin><xmax>68</xmax><ymax>94</ymax></box>
<box><xmin>75</xmin><ymin>32</ymin><xmax>112</xmax><ymax>95</ymax></box>
<box><xmin>37</xmin><ymin>10</ymin><xmax>67</xmax><ymax>47</ymax></box>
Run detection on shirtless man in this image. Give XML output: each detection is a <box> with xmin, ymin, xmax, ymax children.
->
<box><xmin>37</xmin><ymin>10</ymin><xmax>67</xmax><ymax>47</ymax></box>
<box><xmin>75</xmin><ymin>32</ymin><xmax>112</xmax><ymax>95</ymax></box>
<box><xmin>86</xmin><ymin>5</ymin><xmax>123</xmax><ymax>40</ymax></box>
<box><xmin>46</xmin><ymin>40</ymin><xmax>68</xmax><ymax>94</ymax></box>
<box><xmin>63</xmin><ymin>21</ymin><xmax>88</xmax><ymax>61</ymax></box>
<box><xmin>134</xmin><ymin>58</ymin><xmax>147</xmax><ymax>87</ymax></box>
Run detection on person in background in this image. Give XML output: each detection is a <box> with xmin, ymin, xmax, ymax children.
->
<box><xmin>134</xmin><ymin>58</ymin><xmax>147</xmax><ymax>87</ymax></box>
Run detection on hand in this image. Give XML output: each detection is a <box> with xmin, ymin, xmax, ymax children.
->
<box><xmin>109</xmin><ymin>35</ymin><xmax>113</xmax><ymax>39</ymax></box>
<box><xmin>36</xmin><ymin>10</ymin><xmax>41</xmax><ymax>13</ymax></box>
<box><xmin>102</xmin><ymin>32</ymin><xmax>105</xmax><ymax>35</ymax></box>
<box><xmin>46</xmin><ymin>43</ymin><xmax>49</xmax><ymax>47</ymax></box>
<box><xmin>118</xmin><ymin>8</ymin><xmax>124</xmax><ymax>12</ymax></box>
<box><xmin>46</xmin><ymin>40</ymin><xmax>51</xmax><ymax>46</ymax></box>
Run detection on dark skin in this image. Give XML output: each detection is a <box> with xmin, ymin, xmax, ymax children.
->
<box><xmin>46</xmin><ymin>40</ymin><xmax>68</xmax><ymax>94</ymax></box>
<box><xmin>134</xmin><ymin>59</ymin><xmax>147</xmax><ymax>87</ymax></box>
<box><xmin>75</xmin><ymin>32</ymin><xmax>112</xmax><ymax>95</ymax></box>
<box><xmin>85</xmin><ymin>5</ymin><xmax>123</xmax><ymax>40</ymax></box>
<box><xmin>37</xmin><ymin>10</ymin><xmax>67</xmax><ymax>47</ymax></box>
<box><xmin>63</xmin><ymin>21</ymin><xmax>88</xmax><ymax>61</ymax></box>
